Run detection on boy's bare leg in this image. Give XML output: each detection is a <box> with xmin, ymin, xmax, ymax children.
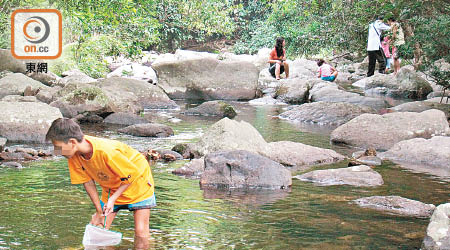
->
<box><xmin>275</xmin><ymin>64</ymin><xmax>281</xmax><ymax>80</ymax></box>
<box><xmin>332</xmin><ymin>71</ymin><xmax>338</xmax><ymax>78</ymax></box>
<box><xmin>134</xmin><ymin>209</ymin><xmax>150</xmax><ymax>249</ymax></box>
<box><xmin>284</xmin><ymin>62</ymin><xmax>289</xmax><ymax>78</ymax></box>
<box><xmin>394</xmin><ymin>58</ymin><xmax>400</xmax><ymax>75</ymax></box>
<box><xmin>134</xmin><ymin>209</ymin><xmax>150</xmax><ymax>237</ymax></box>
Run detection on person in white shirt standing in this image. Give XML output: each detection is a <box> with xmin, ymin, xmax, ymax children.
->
<box><xmin>367</xmin><ymin>16</ymin><xmax>391</xmax><ymax>77</ymax></box>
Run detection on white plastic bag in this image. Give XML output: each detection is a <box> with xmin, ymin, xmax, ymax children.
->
<box><xmin>82</xmin><ymin>224</ymin><xmax>122</xmax><ymax>247</ymax></box>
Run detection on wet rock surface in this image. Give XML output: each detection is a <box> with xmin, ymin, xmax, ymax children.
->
<box><xmin>201</xmin><ymin>150</ymin><xmax>292</xmax><ymax>190</ymax></box>
<box><xmin>295</xmin><ymin>165</ymin><xmax>384</xmax><ymax>187</ymax></box>
<box><xmin>353</xmin><ymin>196</ymin><xmax>435</xmax><ymax>218</ymax></box>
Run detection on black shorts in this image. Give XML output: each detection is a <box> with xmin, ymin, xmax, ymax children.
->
<box><xmin>269</xmin><ymin>63</ymin><xmax>284</xmax><ymax>77</ymax></box>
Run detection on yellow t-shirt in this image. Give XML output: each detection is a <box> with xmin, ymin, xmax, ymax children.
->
<box><xmin>68</xmin><ymin>135</ymin><xmax>155</xmax><ymax>205</ymax></box>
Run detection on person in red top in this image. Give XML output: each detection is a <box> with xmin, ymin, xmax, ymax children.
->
<box><xmin>268</xmin><ymin>37</ymin><xmax>289</xmax><ymax>80</ymax></box>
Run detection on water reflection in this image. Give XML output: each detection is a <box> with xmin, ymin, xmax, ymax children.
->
<box><xmin>202</xmin><ymin>188</ymin><xmax>291</xmax><ymax>207</ymax></box>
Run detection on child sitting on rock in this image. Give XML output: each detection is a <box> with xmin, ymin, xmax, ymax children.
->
<box><xmin>317</xmin><ymin>59</ymin><xmax>338</xmax><ymax>82</ymax></box>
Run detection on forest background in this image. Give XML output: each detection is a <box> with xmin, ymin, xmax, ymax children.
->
<box><xmin>0</xmin><ymin>0</ymin><xmax>448</xmax><ymax>87</ymax></box>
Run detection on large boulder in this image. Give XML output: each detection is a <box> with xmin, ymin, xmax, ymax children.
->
<box><xmin>98</xmin><ymin>77</ymin><xmax>177</xmax><ymax>109</ymax></box>
<box><xmin>331</xmin><ymin>109</ymin><xmax>450</xmax><ymax>151</ymax></box>
<box><xmin>1</xmin><ymin>95</ymin><xmax>38</xmax><ymax>102</ymax></box>
<box><xmin>249</xmin><ymin>96</ymin><xmax>287</xmax><ymax>106</ymax></box>
<box><xmin>289</xmin><ymin>59</ymin><xmax>317</xmax><ymax>78</ymax></box>
<box><xmin>354</xmin><ymin>196</ymin><xmax>435</xmax><ymax>218</ymax></box>
<box><xmin>182</xmin><ymin>101</ymin><xmax>237</xmax><ymax>118</ymax></box>
<box><xmin>35</xmin><ymin>86</ymin><xmax>62</xmax><ymax>104</ymax></box>
<box><xmin>309</xmin><ymin>82</ymin><xmax>388</xmax><ymax>110</ymax></box>
<box><xmin>27</xmin><ymin>71</ymin><xmax>61</xmax><ymax>86</ymax></box>
<box><xmin>275</xmin><ymin>78</ymin><xmax>320</xmax><ymax>104</ymax></box>
<box><xmin>260</xmin><ymin>141</ymin><xmax>345</xmax><ymax>172</ymax></box>
<box><xmin>279</xmin><ymin>101</ymin><xmax>376</xmax><ymax>126</ymax></box>
<box><xmin>106</xmin><ymin>63</ymin><xmax>157</xmax><ymax>83</ymax></box>
<box><xmin>0</xmin><ymin>49</ymin><xmax>26</xmax><ymax>73</ymax></box>
<box><xmin>294</xmin><ymin>165</ymin><xmax>384</xmax><ymax>187</ymax></box>
<box><xmin>200</xmin><ymin>150</ymin><xmax>292</xmax><ymax>190</ymax></box>
<box><xmin>191</xmin><ymin>118</ymin><xmax>268</xmax><ymax>156</ymax></box>
<box><xmin>172</xmin><ymin>158</ymin><xmax>205</xmax><ymax>179</ymax></box>
<box><xmin>379</xmin><ymin>136</ymin><xmax>450</xmax><ymax>179</ymax></box>
<box><xmin>56</xmin><ymin>72</ymin><xmax>96</xmax><ymax>87</ymax></box>
<box><xmin>390</xmin><ymin>101</ymin><xmax>450</xmax><ymax>121</ymax></box>
<box><xmin>152</xmin><ymin>57</ymin><xmax>259</xmax><ymax>100</ymax></box>
<box><xmin>256</xmin><ymin>68</ymin><xmax>279</xmax><ymax>97</ymax></box>
<box><xmin>0</xmin><ymin>73</ymin><xmax>50</xmax><ymax>98</ymax></box>
<box><xmin>422</xmin><ymin>203</ymin><xmax>450</xmax><ymax>250</ymax></box>
<box><xmin>353</xmin><ymin>67</ymin><xmax>433</xmax><ymax>99</ymax></box>
<box><xmin>174</xmin><ymin>49</ymin><xmax>218</xmax><ymax>61</ymax></box>
<box><xmin>50</xmin><ymin>83</ymin><xmax>112</xmax><ymax>118</ymax></box>
<box><xmin>118</xmin><ymin>123</ymin><xmax>174</xmax><ymax>137</ymax></box>
<box><xmin>0</xmin><ymin>101</ymin><xmax>62</xmax><ymax>142</ymax></box>
<box><xmin>103</xmin><ymin>112</ymin><xmax>149</xmax><ymax>125</ymax></box>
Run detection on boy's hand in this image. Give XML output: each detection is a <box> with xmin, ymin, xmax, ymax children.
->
<box><xmin>90</xmin><ymin>212</ymin><xmax>104</xmax><ymax>226</ymax></box>
<box><xmin>103</xmin><ymin>199</ymin><xmax>116</xmax><ymax>217</ymax></box>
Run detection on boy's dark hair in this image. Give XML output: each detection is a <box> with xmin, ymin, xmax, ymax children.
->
<box><xmin>317</xmin><ymin>59</ymin><xmax>325</xmax><ymax>67</ymax></box>
<box><xmin>388</xmin><ymin>17</ymin><xmax>396</xmax><ymax>22</ymax></box>
<box><xmin>46</xmin><ymin>118</ymin><xmax>84</xmax><ymax>143</ymax></box>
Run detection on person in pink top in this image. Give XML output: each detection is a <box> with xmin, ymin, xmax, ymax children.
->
<box><xmin>317</xmin><ymin>59</ymin><xmax>338</xmax><ymax>82</ymax></box>
<box><xmin>381</xmin><ymin>36</ymin><xmax>392</xmax><ymax>73</ymax></box>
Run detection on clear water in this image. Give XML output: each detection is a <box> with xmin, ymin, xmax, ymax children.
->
<box><xmin>0</xmin><ymin>102</ymin><xmax>448</xmax><ymax>249</ymax></box>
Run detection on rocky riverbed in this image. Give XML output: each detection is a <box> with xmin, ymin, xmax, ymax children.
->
<box><xmin>0</xmin><ymin>48</ymin><xmax>449</xmax><ymax>249</ymax></box>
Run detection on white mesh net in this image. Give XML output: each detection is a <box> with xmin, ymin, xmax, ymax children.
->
<box><xmin>82</xmin><ymin>224</ymin><xmax>122</xmax><ymax>247</ymax></box>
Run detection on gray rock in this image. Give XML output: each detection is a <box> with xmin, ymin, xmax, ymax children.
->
<box><xmin>192</xmin><ymin>118</ymin><xmax>268</xmax><ymax>156</ymax></box>
<box><xmin>183</xmin><ymin>101</ymin><xmax>237</xmax><ymax>118</ymax></box>
<box><xmin>354</xmin><ymin>156</ymin><xmax>382</xmax><ymax>166</ymax></box>
<box><xmin>200</xmin><ymin>150</ymin><xmax>292</xmax><ymax>190</ymax></box>
<box><xmin>390</xmin><ymin>101</ymin><xmax>450</xmax><ymax>123</ymax></box>
<box><xmin>279</xmin><ymin>101</ymin><xmax>376</xmax><ymax>126</ymax></box>
<box><xmin>257</xmin><ymin>68</ymin><xmax>279</xmax><ymax>96</ymax></box>
<box><xmin>98</xmin><ymin>77</ymin><xmax>177</xmax><ymax>110</ymax></box>
<box><xmin>1</xmin><ymin>95</ymin><xmax>38</xmax><ymax>102</ymax></box>
<box><xmin>156</xmin><ymin>149</ymin><xmax>183</xmax><ymax>160</ymax></box>
<box><xmin>14</xmin><ymin>147</ymin><xmax>38</xmax><ymax>156</ymax></box>
<box><xmin>172</xmin><ymin>143</ymin><xmax>201</xmax><ymax>159</ymax></box>
<box><xmin>104</xmin><ymin>113</ymin><xmax>148</xmax><ymax>125</ymax></box>
<box><xmin>107</xmin><ymin>63</ymin><xmax>158</xmax><ymax>83</ymax></box>
<box><xmin>0</xmin><ymin>151</ymin><xmax>36</xmax><ymax>161</ymax></box>
<box><xmin>422</xmin><ymin>203</ymin><xmax>450</xmax><ymax>250</ymax></box>
<box><xmin>379</xmin><ymin>136</ymin><xmax>450</xmax><ymax>179</ymax></box>
<box><xmin>35</xmin><ymin>86</ymin><xmax>61</xmax><ymax>104</ymax></box>
<box><xmin>354</xmin><ymin>196</ymin><xmax>435</xmax><ymax>218</ymax></box>
<box><xmin>276</xmin><ymin>78</ymin><xmax>320</xmax><ymax>104</ymax></box>
<box><xmin>0</xmin><ymin>49</ymin><xmax>26</xmax><ymax>73</ymax></box>
<box><xmin>152</xmin><ymin>57</ymin><xmax>259</xmax><ymax>100</ymax></box>
<box><xmin>0</xmin><ymin>73</ymin><xmax>50</xmax><ymax>98</ymax></box>
<box><xmin>353</xmin><ymin>67</ymin><xmax>433</xmax><ymax>99</ymax></box>
<box><xmin>57</xmin><ymin>73</ymin><xmax>96</xmax><ymax>87</ymax></box>
<box><xmin>294</xmin><ymin>165</ymin><xmax>384</xmax><ymax>187</ymax></box>
<box><xmin>27</xmin><ymin>71</ymin><xmax>61</xmax><ymax>86</ymax></box>
<box><xmin>289</xmin><ymin>59</ymin><xmax>317</xmax><ymax>78</ymax></box>
<box><xmin>0</xmin><ymin>137</ymin><xmax>6</xmax><ymax>152</ymax></box>
<box><xmin>331</xmin><ymin>109</ymin><xmax>450</xmax><ymax>151</ymax></box>
<box><xmin>0</xmin><ymin>162</ymin><xmax>23</xmax><ymax>168</ymax></box>
<box><xmin>248</xmin><ymin>96</ymin><xmax>287</xmax><ymax>106</ymax></box>
<box><xmin>261</xmin><ymin>141</ymin><xmax>345</xmax><ymax>172</ymax></box>
<box><xmin>118</xmin><ymin>123</ymin><xmax>174</xmax><ymax>137</ymax></box>
<box><xmin>172</xmin><ymin>158</ymin><xmax>205</xmax><ymax>178</ymax></box>
<box><xmin>309</xmin><ymin>82</ymin><xmax>388</xmax><ymax>110</ymax></box>
<box><xmin>0</xmin><ymin>101</ymin><xmax>62</xmax><ymax>142</ymax></box>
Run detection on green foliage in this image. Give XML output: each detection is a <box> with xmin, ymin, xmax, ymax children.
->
<box><xmin>74</xmin><ymin>35</ymin><xmax>127</xmax><ymax>78</ymax></box>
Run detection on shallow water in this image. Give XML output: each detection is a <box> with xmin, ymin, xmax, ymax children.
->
<box><xmin>0</xmin><ymin>102</ymin><xmax>448</xmax><ymax>249</ymax></box>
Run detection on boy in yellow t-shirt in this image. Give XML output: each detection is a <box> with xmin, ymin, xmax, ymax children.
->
<box><xmin>45</xmin><ymin>118</ymin><xmax>155</xmax><ymax>243</ymax></box>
